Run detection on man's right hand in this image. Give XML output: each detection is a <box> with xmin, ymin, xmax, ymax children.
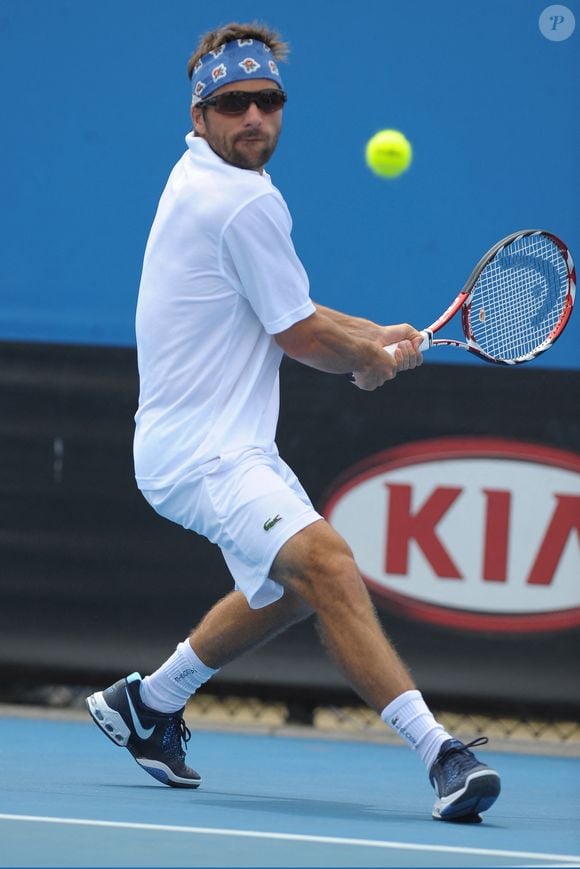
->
<box><xmin>351</xmin><ymin>335</ymin><xmax>423</xmax><ymax>390</ymax></box>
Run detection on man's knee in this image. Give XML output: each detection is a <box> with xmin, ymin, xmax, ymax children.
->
<box><xmin>271</xmin><ymin>521</ymin><xmax>362</xmax><ymax>608</ymax></box>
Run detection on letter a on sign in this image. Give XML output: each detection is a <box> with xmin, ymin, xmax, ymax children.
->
<box><xmin>527</xmin><ymin>494</ymin><xmax>580</xmax><ymax>585</ymax></box>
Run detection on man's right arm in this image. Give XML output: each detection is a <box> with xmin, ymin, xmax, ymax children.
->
<box><xmin>274</xmin><ymin>310</ymin><xmax>422</xmax><ymax>391</ymax></box>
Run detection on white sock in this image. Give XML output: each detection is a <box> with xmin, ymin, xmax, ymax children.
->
<box><xmin>139</xmin><ymin>640</ymin><xmax>219</xmax><ymax>713</ymax></box>
<box><xmin>381</xmin><ymin>689</ymin><xmax>451</xmax><ymax>771</ymax></box>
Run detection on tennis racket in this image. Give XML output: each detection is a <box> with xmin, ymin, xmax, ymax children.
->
<box><xmin>388</xmin><ymin>230</ymin><xmax>575</xmax><ymax>365</ymax></box>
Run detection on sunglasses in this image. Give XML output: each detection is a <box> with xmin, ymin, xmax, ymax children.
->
<box><xmin>197</xmin><ymin>89</ymin><xmax>288</xmax><ymax>115</ymax></box>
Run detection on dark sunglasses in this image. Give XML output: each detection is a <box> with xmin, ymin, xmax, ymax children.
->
<box><xmin>197</xmin><ymin>89</ymin><xmax>287</xmax><ymax>115</ymax></box>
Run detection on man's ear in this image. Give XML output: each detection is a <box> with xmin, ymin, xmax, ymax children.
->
<box><xmin>191</xmin><ymin>106</ymin><xmax>205</xmax><ymax>135</ymax></box>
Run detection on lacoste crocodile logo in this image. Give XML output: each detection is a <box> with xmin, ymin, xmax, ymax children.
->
<box><xmin>263</xmin><ymin>515</ymin><xmax>282</xmax><ymax>531</ymax></box>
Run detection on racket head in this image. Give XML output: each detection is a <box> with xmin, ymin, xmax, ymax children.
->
<box><xmin>460</xmin><ymin>230</ymin><xmax>575</xmax><ymax>364</ymax></box>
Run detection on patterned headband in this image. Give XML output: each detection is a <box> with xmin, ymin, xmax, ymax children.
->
<box><xmin>191</xmin><ymin>38</ymin><xmax>284</xmax><ymax>105</ymax></box>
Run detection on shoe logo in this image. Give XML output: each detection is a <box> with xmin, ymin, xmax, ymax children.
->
<box><xmin>125</xmin><ymin>688</ymin><xmax>155</xmax><ymax>740</ymax></box>
<box><xmin>263</xmin><ymin>514</ymin><xmax>282</xmax><ymax>531</ymax></box>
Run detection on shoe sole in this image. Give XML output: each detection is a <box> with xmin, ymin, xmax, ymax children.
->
<box><xmin>432</xmin><ymin>769</ymin><xmax>501</xmax><ymax>821</ymax></box>
<box><xmin>86</xmin><ymin>691</ymin><xmax>131</xmax><ymax>746</ymax></box>
<box><xmin>86</xmin><ymin>692</ymin><xmax>201</xmax><ymax>789</ymax></box>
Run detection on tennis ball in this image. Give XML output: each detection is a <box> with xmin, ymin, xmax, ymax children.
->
<box><xmin>365</xmin><ymin>129</ymin><xmax>412</xmax><ymax>178</ymax></box>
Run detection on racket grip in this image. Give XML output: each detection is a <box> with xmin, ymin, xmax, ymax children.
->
<box><xmin>384</xmin><ymin>330</ymin><xmax>432</xmax><ymax>357</ymax></box>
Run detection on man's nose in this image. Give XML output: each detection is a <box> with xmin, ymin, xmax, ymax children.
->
<box><xmin>242</xmin><ymin>101</ymin><xmax>263</xmax><ymax>123</ymax></box>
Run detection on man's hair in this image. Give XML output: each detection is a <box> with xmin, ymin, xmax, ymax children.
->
<box><xmin>187</xmin><ymin>21</ymin><xmax>289</xmax><ymax>80</ymax></box>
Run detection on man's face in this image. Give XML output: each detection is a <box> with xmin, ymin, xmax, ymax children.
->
<box><xmin>192</xmin><ymin>79</ymin><xmax>283</xmax><ymax>172</ymax></box>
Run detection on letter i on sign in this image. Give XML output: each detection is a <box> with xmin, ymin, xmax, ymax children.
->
<box><xmin>482</xmin><ymin>489</ymin><xmax>511</xmax><ymax>582</ymax></box>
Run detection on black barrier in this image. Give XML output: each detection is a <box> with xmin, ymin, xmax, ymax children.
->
<box><xmin>0</xmin><ymin>341</ymin><xmax>579</xmax><ymax>715</ymax></box>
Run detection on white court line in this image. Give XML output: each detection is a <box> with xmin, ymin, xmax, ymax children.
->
<box><xmin>1</xmin><ymin>814</ymin><xmax>579</xmax><ymax>864</ymax></box>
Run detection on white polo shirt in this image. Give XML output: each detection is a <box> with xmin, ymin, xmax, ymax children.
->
<box><xmin>133</xmin><ymin>134</ymin><xmax>315</xmax><ymax>490</ymax></box>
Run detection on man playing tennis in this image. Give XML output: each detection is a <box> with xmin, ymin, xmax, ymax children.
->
<box><xmin>87</xmin><ymin>22</ymin><xmax>501</xmax><ymax>822</ymax></box>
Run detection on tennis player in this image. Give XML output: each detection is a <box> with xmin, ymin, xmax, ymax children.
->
<box><xmin>87</xmin><ymin>22</ymin><xmax>501</xmax><ymax>822</ymax></box>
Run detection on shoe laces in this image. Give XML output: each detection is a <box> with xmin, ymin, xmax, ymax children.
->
<box><xmin>439</xmin><ymin>736</ymin><xmax>488</xmax><ymax>767</ymax></box>
<box><xmin>180</xmin><ymin>718</ymin><xmax>191</xmax><ymax>747</ymax></box>
<box><xmin>162</xmin><ymin>717</ymin><xmax>191</xmax><ymax>759</ymax></box>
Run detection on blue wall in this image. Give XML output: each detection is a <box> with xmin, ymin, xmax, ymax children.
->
<box><xmin>1</xmin><ymin>0</ymin><xmax>578</xmax><ymax>368</ymax></box>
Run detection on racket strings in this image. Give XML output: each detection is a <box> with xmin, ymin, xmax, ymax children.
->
<box><xmin>468</xmin><ymin>235</ymin><xmax>569</xmax><ymax>361</ymax></box>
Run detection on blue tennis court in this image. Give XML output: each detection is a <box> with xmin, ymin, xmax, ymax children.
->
<box><xmin>1</xmin><ymin>712</ymin><xmax>579</xmax><ymax>867</ymax></box>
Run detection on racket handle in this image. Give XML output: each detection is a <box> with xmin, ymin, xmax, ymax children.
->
<box><xmin>384</xmin><ymin>330</ymin><xmax>432</xmax><ymax>357</ymax></box>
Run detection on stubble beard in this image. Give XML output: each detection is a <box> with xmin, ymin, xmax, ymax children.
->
<box><xmin>219</xmin><ymin>129</ymin><xmax>281</xmax><ymax>171</ymax></box>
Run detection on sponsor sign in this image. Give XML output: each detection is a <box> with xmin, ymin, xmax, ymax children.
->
<box><xmin>323</xmin><ymin>438</ymin><xmax>580</xmax><ymax>632</ymax></box>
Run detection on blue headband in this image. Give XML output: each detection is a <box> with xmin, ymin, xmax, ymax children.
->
<box><xmin>191</xmin><ymin>38</ymin><xmax>284</xmax><ymax>105</ymax></box>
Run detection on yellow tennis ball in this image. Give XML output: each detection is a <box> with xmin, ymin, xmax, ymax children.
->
<box><xmin>365</xmin><ymin>129</ymin><xmax>412</xmax><ymax>178</ymax></box>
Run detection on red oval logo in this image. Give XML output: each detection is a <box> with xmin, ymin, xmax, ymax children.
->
<box><xmin>322</xmin><ymin>437</ymin><xmax>580</xmax><ymax>632</ymax></box>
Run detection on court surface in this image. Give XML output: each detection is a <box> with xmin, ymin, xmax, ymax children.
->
<box><xmin>1</xmin><ymin>713</ymin><xmax>579</xmax><ymax>867</ymax></box>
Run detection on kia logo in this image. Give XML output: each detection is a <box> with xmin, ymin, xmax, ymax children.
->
<box><xmin>322</xmin><ymin>438</ymin><xmax>580</xmax><ymax>632</ymax></box>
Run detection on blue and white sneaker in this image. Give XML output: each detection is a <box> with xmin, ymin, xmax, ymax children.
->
<box><xmin>429</xmin><ymin>737</ymin><xmax>500</xmax><ymax>821</ymax></box>
<box><xmin>86</xmin><ymin>672</ymin><xmax>201</xmax><ymax>788</ymax></box>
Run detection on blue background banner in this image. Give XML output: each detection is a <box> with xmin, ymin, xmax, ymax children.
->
<box><xmin>1</xmin><ymin>0</ymin><xmax>578</xmax><ymax>368</ymax></box>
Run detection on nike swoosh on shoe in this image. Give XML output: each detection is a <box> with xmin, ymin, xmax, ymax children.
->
<box><xmin>125</xmin><ymin>687</ymin><xmax>156</xmax><ymax>739</ymax></box>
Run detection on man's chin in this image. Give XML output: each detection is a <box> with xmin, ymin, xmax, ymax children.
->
<box><xmin>229</xmin><ymin>144</ymin><xmax>273</xmax><ymax>170</ymax></box>
<box><xmin>227</xmin><ymin>136</ymin><xmax>277</xmax><ymax>169</ymax></box>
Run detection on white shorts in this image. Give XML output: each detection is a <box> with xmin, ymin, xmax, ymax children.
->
<box><xmin>141</xmin><ymin>449</ymin><xmax>322</xmax><ymax>609</ymax></box>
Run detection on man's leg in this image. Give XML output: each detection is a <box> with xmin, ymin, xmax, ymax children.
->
<box><xmin>85</xmin><ymin>587</ymin><xmax>312</xmax><ymax>789</ymax></box>
<box><xmin>270</xmin><ymin>519</ymin><xmax>413</xmax><ymax>711</ymax></box>
<box><xmin>268</xmin><ymin>519</ymin><xmax>500</xmax><ymax>821</ymax></box>
<box><xmin>139</xmin><ymin>587</ymin><xmax>311</xmax><ymax>712</ymax></box>
<box><xmin>188</xmin><ymin>587</ymin><xmax>312</xmax><ymax>669</ymax></box>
